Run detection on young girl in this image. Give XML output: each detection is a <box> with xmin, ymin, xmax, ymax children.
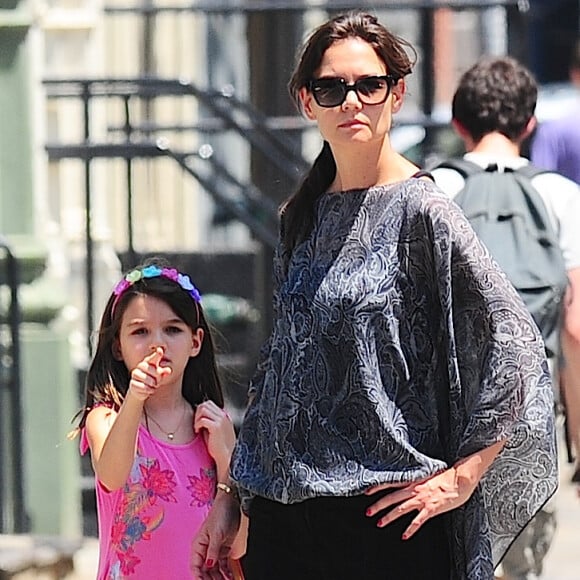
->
<box><xmin>75</xmin><ymin>261</ymin><xmax>246</xmax><ymax>579</ymax></box>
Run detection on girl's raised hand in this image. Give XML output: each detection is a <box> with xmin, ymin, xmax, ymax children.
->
<box><xmin>128</xmin><ymin>347</ymin><xmax>172</xmax><ymax>401</ymax></box>
<box><xmin>194</xmin><ymin>401</ymin><xmax>236</xmax><ymax>471</ymax></box>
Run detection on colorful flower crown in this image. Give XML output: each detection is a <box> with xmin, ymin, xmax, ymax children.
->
<box><xmin>112</xmin><ymin>265</ymin><xmax>202</xmax><ymax>312</ymax></box>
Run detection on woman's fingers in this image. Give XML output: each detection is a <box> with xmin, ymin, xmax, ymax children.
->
<box><xmin>365</xmin><ymin>468</ymin><xmax>466</xmax><ymax>538</ymax></box>
<box><xmin>366</xmin><ymin>486</ymin><xmax>416</xmax><ymax>517</ymax></box>
<box><xmin>364</xmin><ymin>480</ymin><xmax>410</xmax><ymax>495</ymax></box>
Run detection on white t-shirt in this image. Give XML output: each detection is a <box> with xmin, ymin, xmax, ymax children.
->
<box><xmin>431</xmin><ymin>152</ymin><xmax>580</xmax><ymax>271</ymax></box>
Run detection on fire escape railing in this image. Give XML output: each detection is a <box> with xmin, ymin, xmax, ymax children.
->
<box><xmin>44</xmin><ymin>77</ymin><xmax>306</xmax><ymax>350</ymax></box>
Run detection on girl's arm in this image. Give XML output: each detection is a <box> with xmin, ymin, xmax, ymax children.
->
<box><xmin>85</xmin><ymin>391</ymin><xmax>144</xmax><ymax>490</ymax></box>
<box><xmin>194</xmin><ymin>401</ymin><xmax>236</xmax><ymax>482</ymax></box>
<box><xmin>194</xmin><ymin>402</ymin><xmax>248</xmax><ymax>557</ymax></box>
<box><xmin>86</xmin><ymin>348</ymin><xmax>167</xmax><ymax>490</ymax></box>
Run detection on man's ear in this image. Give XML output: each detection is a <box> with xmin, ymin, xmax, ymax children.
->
<box><xmin>451</xmin><ymin>118</ymin><xmax>477</xmax><ymax>152</ymax></box>
<box><xmin>451</xmin><ymin>118</ymin><xmax>469</xmax><ymax>139</ymax></box>
<box><xmin>521</xmin><ymin>116</ymin><xmax>537</xmax><ymax>141</ymax></box>
<box><xmin>190</xmin><ymin>328</ymin><xmax>205</xmax><ymax>358</ymax></box>
<box><xmin>299</xmin><ymin>86</ymin><xmax>317</xmax><ymax>121</ymax></box>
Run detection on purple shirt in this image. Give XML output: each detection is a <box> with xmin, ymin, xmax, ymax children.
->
<box><xmin>531</xmin><ymin>108</ymin><xmax>580</xmax><ymax>184</ymax></box>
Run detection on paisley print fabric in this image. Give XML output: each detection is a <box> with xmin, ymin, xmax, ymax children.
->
<box><xmin>231</xmin><ymin>179</ymin><xmax>557</xmax><ymax>579</ymax></box>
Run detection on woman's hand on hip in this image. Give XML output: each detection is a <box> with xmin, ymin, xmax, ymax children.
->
<box><xmin>364</xmin><ymin>467</ymin><xmax>475</xmax><ymax>540</ymax></box>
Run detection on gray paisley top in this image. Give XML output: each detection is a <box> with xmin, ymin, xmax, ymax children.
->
<box><xmin>231</xmin><ymin>178</ymin><xmax>557</xmax><ymax>579</ymax></box>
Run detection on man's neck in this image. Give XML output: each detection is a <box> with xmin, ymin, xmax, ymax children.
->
<box><xmin>469</xmin><ymin>132</ymin><xmax>522</xmax><ymax>158</ymax></box>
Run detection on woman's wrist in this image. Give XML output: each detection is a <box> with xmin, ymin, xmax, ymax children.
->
<box><xmin>216</xmin><ymin>479</ymin><xmax>241</xmax><ymax>503</ymax></box>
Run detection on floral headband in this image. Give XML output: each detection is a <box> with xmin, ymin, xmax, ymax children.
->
<box><xmin>112</xmin><ymin>265</ymin><xmax>202</xmax><ymax>314</ymax></box>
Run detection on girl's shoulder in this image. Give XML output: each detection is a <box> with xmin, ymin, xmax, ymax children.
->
<box><xmin>85</xmin><ymin>402</ymin><xmax>117</xmax><ymax>424</ymax></box>
<box><xmin>82</xmin><ymin>404</ymin><xmax>118</xmax><ymax>454</ymax></box>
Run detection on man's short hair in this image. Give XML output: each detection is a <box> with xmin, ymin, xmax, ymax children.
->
<box><xmin>452</xmin><ymin>56</ymin><xmax>537</xmax><ymax>143</ymax></box>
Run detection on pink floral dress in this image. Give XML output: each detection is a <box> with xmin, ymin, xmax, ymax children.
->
<box><xmin>81</xmin><ymin>425</ymin><xmax>216</xmax><ymax>579</ymax></box>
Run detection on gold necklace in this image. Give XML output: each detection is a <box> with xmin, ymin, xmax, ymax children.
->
<box><xmin>144</xmin><ymin>401</ymin><xmax>187</xmax><ymax>441</ymax></box>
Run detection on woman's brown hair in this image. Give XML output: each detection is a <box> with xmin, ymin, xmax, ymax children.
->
<box><xmin>282</xmin><ymin>11</ymin><xmax>416</xmax><ymax>259</ymax></box>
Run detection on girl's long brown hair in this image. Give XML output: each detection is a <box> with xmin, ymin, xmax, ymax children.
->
<box><xmin>73</xmin><ymin>260</ymin><xmax>224</xmax><ymax>432</ymax></box>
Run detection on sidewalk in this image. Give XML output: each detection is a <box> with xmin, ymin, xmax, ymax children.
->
<box><xmin>68</xmin><ymin>538</ymin><xmax>98</xmax><ymax>580</ymax></box>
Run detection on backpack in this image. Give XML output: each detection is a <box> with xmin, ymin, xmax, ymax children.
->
<box><xmin>436</xmin><ymin>158</ymin><xmax>569</xmax><ymax>358</ymax></box>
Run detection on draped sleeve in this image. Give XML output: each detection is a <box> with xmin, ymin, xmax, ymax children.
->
<box><xmin>426</xmin><ymin>192</ymin><xmax>557</xmax><ymax>577</ymax></box>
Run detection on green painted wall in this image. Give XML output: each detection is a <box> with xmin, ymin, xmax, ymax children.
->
<box><xmin>0</xmin><ymin>4</ymin><xmax>82</xmax><ymax>537</ymax></box>
<box><xmin>0</xmin><ymin>6</ymin><xmax>34</xmax><ymax>235</ymax></box>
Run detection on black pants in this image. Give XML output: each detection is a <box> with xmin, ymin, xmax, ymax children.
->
<box><xmin>243</xmin><ymin>494</ymin><xmax>451</xmax><ymax>580</ymax></box>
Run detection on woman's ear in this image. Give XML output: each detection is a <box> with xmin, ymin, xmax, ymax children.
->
<box><xmin>190</xmin><ymin>328</ymin><xmax>205</xmax><ymax>358</ymax></box>
<box><xmin>299</xmin><ymin>86</ymin><xmax>317</xmax><ymax>121</ymax></box>
<box><xmin>390</xmin><ymin>78</ymin><xmax>406</xmax><ymax>114</ymax></box>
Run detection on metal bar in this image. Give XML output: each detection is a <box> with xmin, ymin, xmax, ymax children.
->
<box><xmin>44</xmin><ymin>140</ymin><xmax>279</xmax><ymax>248</ymax></box>
<box><xmin>166</xmin><ymin>149</ymin><xmax>279</xmax><ymax>248</ymax></box>
<box><xmin>44</xmin><ymin>78</ymin><xmax>307</xmax><ymax>179</ymax></box>
<box><xmin>419</xmin><ymin>6</ymin><xmax>436</xmax><ymax>158</ymax></box>
<box><xmin>205</xmin><ymin>155</ymin><xmax>279</xmax><ymax>220</ymax></box>
<box><xmin>45</xmin><ymin>142</ymin><xmax>170</xmax><ymax>160</ymax></box>
<box><xmin>104</xmin><ymin>0</ymin><xmax>523</xmax><ymax>15</ymax></box>
<box><xmin>123</xmin><ymin>96</ymin><xmax>137</xmax><ymax>266</ymax></box>
<box><xmin>0</xmin><ymin>238</ymin><xmax>26</xmax><ymax>533</ymax></box>
<box><xmin>222</xmin><ymin>93</ymin><xmax>309</xmax><ymax>172</ymax></box>
<box><xmin>82</xmin><ymin>82</ymin><xmax>95</xmax><ymax>356</ymax></box>
<box><xmin>206</xmin><ymin>93</ymin><xmax>302</xmax><ymax>180</ymax></box>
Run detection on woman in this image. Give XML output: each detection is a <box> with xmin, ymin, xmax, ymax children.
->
<box><xmin>192</xmin><ymin>11</ymin><xmax>557</xmax><ymax>580</ymax></box>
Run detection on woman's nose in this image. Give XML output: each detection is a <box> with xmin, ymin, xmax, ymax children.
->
<box><xmin>342</xmin><ymin>88</ymin><xmax>362</xmax><ymax>109</ymax></box>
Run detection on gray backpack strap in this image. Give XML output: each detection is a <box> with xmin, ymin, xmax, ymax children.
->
<box><xmin>432</xmin><ymin>157</ymin><xmax>482</xmax><ymax>178</ymax></box>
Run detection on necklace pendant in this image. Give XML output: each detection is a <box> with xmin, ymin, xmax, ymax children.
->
<box><xmin>167</xmin><ymin>433</ymin><xmax>175</xmax><ymax>441</ymax></box>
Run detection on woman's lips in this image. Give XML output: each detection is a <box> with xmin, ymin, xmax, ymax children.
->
<box><xmin>339</xmin><ymin>119</ymin><xmax>366</xmax><ymax>129</ymax></box>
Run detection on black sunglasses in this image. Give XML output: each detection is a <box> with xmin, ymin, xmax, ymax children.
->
<box><xmin>307</xmin><ymin>75</ymin><xmax>399</xmax><ymax>108</ymax></box>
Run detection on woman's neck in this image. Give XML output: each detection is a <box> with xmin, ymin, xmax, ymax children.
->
<box><xmin>329</xmin><ymin>140</ymin><xmax>417</xmax><ymax>192</ymax></box>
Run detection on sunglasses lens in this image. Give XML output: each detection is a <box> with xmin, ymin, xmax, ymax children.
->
<box><xmin>310</xmin><ymin>77</ymin><xmax>394</xmax><ymax>107</ymax></box>
<box><xmin>311</xmin><ymin>79</ymin><xmax>345</xmax><ymax>107</ymax></box>
<box><xmin>356</xmin><ymin>77</ymin><xmax>389</xmax><ymax>102</ymax></box>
